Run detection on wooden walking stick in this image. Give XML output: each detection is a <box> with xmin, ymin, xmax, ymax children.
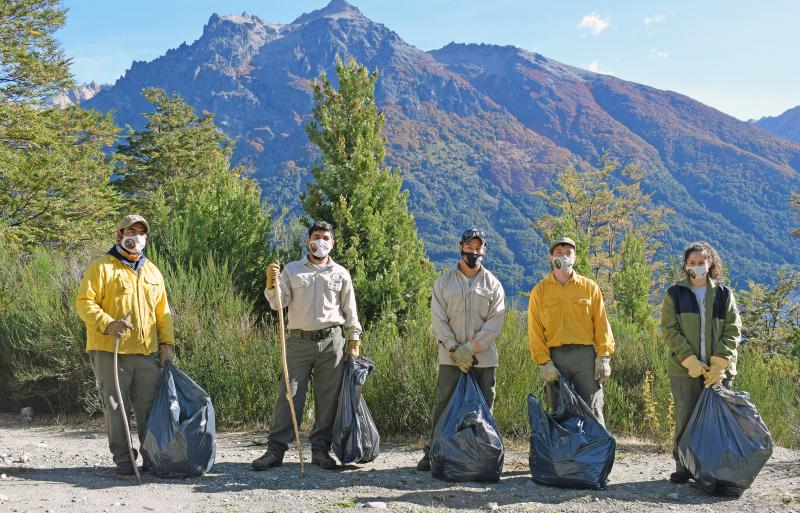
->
<box><xmin>273</xmin><ymin>260</ymin><xmax>304</xmax><ymax>477</ymax></box>
<box><xmin>112</xmin><ymin>312</ymin><xmax>142</xmax><ymax>484</ymax></box>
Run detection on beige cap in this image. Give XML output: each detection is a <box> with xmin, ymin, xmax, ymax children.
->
<box><xmin>117</xmin><ymin>214</ymin><xmax>149</xmax><ymax>233</ymax></box>
<box><xmin>549</xmin><ymin>236</ymin><xmax>576</xmax><ymax>254</ymax></box>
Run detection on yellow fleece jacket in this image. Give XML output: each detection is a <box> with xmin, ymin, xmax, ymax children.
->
<box><xmin>76</xmin><ymin>255</ymin><xmax>174</xmax><ymax>354</ymax></box>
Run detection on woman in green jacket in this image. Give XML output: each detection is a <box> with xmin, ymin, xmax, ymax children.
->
<box><xmin>661</xmin><ymin>241</ymin><xmax>741</xmax><ymax>484</ymax></box>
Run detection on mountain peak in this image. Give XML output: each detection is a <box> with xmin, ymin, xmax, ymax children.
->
<box><xmin>290</xmin><ymin>0</ymin><xmax>365</xmax><ymax>25</ymax></box>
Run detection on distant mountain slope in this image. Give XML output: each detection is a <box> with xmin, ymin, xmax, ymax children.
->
<box><xmin>754</xmin><ymin>106</ymin><xmax>800</xmax><ymax>143</ymax></box>
<box><xmin>83</xmin><ymin>1</ymin><xmax>800</xmax><ymax>293</ymax></box>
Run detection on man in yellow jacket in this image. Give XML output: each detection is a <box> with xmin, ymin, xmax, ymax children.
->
<box><xmin>527</xmin><ymin>237</ymin><xmax>614</xmax><ymax>425</ymax></box>
<box><xmin>76</xmin><ymin>214</ymin><xmax>175</xmax><ymax>475</ymax></box>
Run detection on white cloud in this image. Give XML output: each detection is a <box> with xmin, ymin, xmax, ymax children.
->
<box><xmin>586</xmin><ymin>59</ymin><xmax>613</xmax><ymax>75</ymax></box>
<box><xmin>578</xmin><ymin>13</ymin><xmax>610</xmax><ymax>36</ymax></box>
<box><xmin>648</xmin><ymin>49</ymin><xmax>670</xmax><ymax>60</ymax></box>
<box><xmin>644</xmin><ymin>8</ymin><xmax>670</xmax><ymax>25</ymax></box>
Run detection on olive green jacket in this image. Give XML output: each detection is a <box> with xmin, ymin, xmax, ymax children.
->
<box><xmin>661</xmin><ymin>278</ymin><xmax>741</xmax><ymax>378</ymax></box>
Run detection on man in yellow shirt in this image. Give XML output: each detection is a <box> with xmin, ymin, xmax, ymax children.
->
<box><xmin>76</xmin><ymin>215</ymin><xmax>175</xmax><ymax>475</ymax></box>
<box><xmin>527</xmin><ymin>237</ymin><xmax>614</xmax><ymax>425</ymax></box>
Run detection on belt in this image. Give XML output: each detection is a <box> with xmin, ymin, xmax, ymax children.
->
<box><xmin>289</xmin><ymin>326</ymin><xmax>341</xmax><ymax>341</ymax></box>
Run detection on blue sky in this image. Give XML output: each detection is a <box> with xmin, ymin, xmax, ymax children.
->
<box><xmin>57</xmin><ymin>0</ymin><xmax>798</xmax><ymax>121</ymax></box>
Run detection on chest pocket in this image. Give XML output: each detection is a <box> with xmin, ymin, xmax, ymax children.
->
<box><xmin>444</xmin><ymin>289</ymin><xmax>465</xmax><ymax>318</ymax></box>
<box><xmin>115</xmin><ymin>275</ymin><xmax>134</xmax><ymax>295</ymax></box>
<box><xmin>574</xmin><ymin>298</ymin><xmax>592</xmax><ymax>317</ymax></box>
<box><xmin>143</xmin><ymin>276</ymin><xmax>161</xmax><ymax>306</ymax></box>
<box><xmin>290</xmin><ymin>274</ymin><xmax>311</xmax><ymax>289</ymax></box>
<box><xmin>326</xmin><ymin>276</ymin><xmax>343</xmax><ymax>292</ymax></box>
<box><xmin>473</xmin><ymin>286</ymin><xmax>493</xmax><ymax>318</ymax></box>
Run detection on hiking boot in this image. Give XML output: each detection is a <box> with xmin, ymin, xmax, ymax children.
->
<box><xmin>416</xmin><ymin>454</ymin><xmax>431</xmax><ymax>472</ymax></box>
<box><xmin>669</xmin><ymin>469</ymin><xmax>692</xmax><ymax>484</ymax></box>
<box><xmin>311</xmin><ymin>451</ymin><xmax>337</xmax><ymax>470</ymax></box>
<box><xmin>251</xmin><ymin>450</ymin><xmax>284</xmax><ymax>471</ymax></box>
<box><xmin>114</xmin><ymin>449</ymin><xmax>139</xmax><ymax>476</ymax></box>
<box><xmin>115</xmin><ymin>462</ymin><xmax>137</xmax><ymax>476</ymax></box>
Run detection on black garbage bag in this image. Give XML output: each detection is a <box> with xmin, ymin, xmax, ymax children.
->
<box><xmin>141</xmin><ymin>362</ymin><xmax>216</xmax><ymax>478</ymax></box>
<box><xmin>528</xmin><ymin>379</ymin><xmax>615</xmax><ymax>490</ymax></box>
<box><xmin>430</xmin><ymin>372</ymin><xmax>504</xmax><ymax>482</ymax></box>
<box><xmin>332</xmin><ymin>356</ymin><xmax>380</xmax><ymax>464</ymax></box>
<box><xmin>677</xmin><ymin>386</ymin><xmax>773</xmax><ymax>495</ymax></box>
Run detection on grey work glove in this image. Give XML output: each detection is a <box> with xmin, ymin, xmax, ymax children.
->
<box><xmin>594</xmin><ymin>356</ymin><xmax>612</xmax><ymax>382</ymax></box>
<box><xmin>538</xmin><ymin>360</ymin><xmax>560</xmax><ymax>382</ymax></box>
<box><xmin>104</xmin><ymin>317</ymin><xmax>134</xmax><ymax>337</ymax></box>
<box><xmin>159</xmin><ymin>344</ymin><xmax>175</xmax><ymax>368</ymax></box>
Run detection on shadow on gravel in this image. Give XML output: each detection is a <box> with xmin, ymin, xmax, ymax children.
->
<box><xmin>355</xmin><ymin>475</ymin><xmax>741</xmax><ymax>510</ymax></box>
<box><xmin>0</xmin><ymin>466</ymin><xmax>149</xmax><ymax>489</ymax></box>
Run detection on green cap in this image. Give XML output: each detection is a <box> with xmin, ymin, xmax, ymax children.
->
<box><xmin>550</xmin><ymin>236</ymin><xmax>576</xmax><ymax>254</ymax></box>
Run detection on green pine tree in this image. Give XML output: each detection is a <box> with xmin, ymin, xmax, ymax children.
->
<box><xmin>0</xmin><ymin>0</ymin><xmax>121</xmax><ymax>248</ymax></box>
<box><xmin>613</xmin><ymin>233</ymin><xmax>654</xmax><ymax>326</ymax></box>
<box><xmin>114</xmin><ymin>88</ymin><xmax>275</xmax><ymax>301</ymax></box>
<box><xmin>114</xmin><ymin>87</ymin><xmax>233</xmax><ymax>214</ymax></box>
<box><xmin>303</xmin><ymin>57</ymin><xmax>434</xmax><ymax>324</ymax></box>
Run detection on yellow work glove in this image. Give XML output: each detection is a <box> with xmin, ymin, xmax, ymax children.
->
<box><xmin>159</xmin><ymin>344</ymin><xmax>175</xmax><ymax>368</ymax></box>
<box><xmin>538</xmin><ymin>360</ymin><xmax>560</xmax><ymax>382</ymax></box>
<box><xmin>681</xmin><ymin>354</ymin><xmax>710</xmax><ymax>378</ymax></box>
<box><xmin>347</xmin><ymin>340</ymin><xmax>360</xmax><ymax>358</ymax></box>
<box><xmin>265</xmin><ymin>261</ymin><xmax>280</xmax><ymax>290</ymax></box>
<box><xmin>704</xmin><ymin>355</ymin><xmax>730</xmax><ymax>388</ymax></box>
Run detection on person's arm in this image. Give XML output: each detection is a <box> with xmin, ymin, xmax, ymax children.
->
<box><xmin>591</xmin><ymin>284</ymin><xmax>615</xmax><ymax>357</ymax></box>
<box><xmin>469</xmin><ymin>281</ymin><xmax>506</xmax><ymax>352</ymax></box>
<box><xmin>527</xmin><ymin>286</ymin><xmax>550</xmax><ymax>364</ymax></box>
<box><xmin>431</xmin><ymin>279</ymin><xmax>458</xmax><ymax>351</ymax></box>
<box><xmin>340</xmin><ymin>272</ymin><xmax>362</xmax><ymax>341</ymax></box>
<box><xmin>713</xmin><ymin>290</ymin><xmax>741</xmax><ymax>358</ymax></box>
<box><xmin>264</xmin><ymin>268</ymin><xmax>292</xmax><ymax>310</ymax></box>
<box><xmin>154</xmin><ymin>280</ymin><xmax>175</xmax><ymax>345</ymax></box>
<box><xmin>661</xmin><ymin>290</ymin><xmax>696</xmax><ymax>362</ymax></box>
<box><xmin>75</xmin><ymin>262</ymin><xmax>115</xmax><ymax>335</ymax></box>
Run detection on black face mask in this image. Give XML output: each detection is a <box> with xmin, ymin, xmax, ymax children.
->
<box><xmin>461</xmin><ymin>251</ymin><xmax>484</xmax><ymax>269</ymax></box>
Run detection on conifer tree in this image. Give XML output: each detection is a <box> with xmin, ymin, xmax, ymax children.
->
<box><xmin>303</xmin><ymin>57</ymin><xmax>434</xmax><ymax>323</ymax></box>
<box><xmin>0</xmin><ymin>0</ymin><xmax>120</xmax><ymax>248</ymax></box>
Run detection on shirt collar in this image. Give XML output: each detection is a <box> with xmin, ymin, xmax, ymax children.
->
<box><xmin>304</xmin><ymin>255</ymin><xmax>334</xmax><ymax>269</ymax></box>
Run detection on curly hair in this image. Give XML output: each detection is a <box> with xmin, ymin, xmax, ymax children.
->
<box><xmin>683</xmin><ymin>241</ymin><xmax>725</xmax><ymax>281</ymax></box>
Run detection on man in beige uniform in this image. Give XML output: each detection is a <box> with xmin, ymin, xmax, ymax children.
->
<box><xmin>417</xmin><ymin>228</ymin><xmax>505</xmax><ymax>471</ymax></box>
<box><xmin>252</xmin><ymin>221</ymin><xmax>362</xmax><ymax>471</ymax></box>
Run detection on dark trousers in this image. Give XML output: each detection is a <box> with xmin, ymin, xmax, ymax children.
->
<box><xmin>89</xmin><ymin>350</ymin><xmax>161</xmax><ymax>466</ymax></box>
<box><xmin>267</xmin><ymin>327</ymin><xmax>345</xmax><ymax>454</ymax></box>
<box><xmin>546</xmin><ymin>344</ymin><xmax>605</xmax><ymax>426</ymax></box>
<box><xmin>670</xmin><ymin>375</ymin><xmax>733</xmax><ymax>472</ymax></box>
<box><xmin>424</xmin><ymin>364</ymin><xmax>496</xmax><ymax>455</ymax></box>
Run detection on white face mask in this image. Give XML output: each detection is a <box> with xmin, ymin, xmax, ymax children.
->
<box><xmin>686</xmin><ymin>264</ymin><xmax>709</xmax><ymax>280</ymax></box>
<box><xmin>309</xmin><ymin>238</ymin><xmax>332</xmax><ymax>259</ymax></box>
<box><xmin>552</xmin><ymin>255</ymin><xmax>575</xmax><ymax>271</ymax></box>
<box><xmin>121</xmin><ymin>234</ymin><xmax>146</xmax><ymax>254</ymax></box>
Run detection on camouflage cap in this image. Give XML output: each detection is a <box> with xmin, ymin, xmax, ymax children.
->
<box><xmin>117</xmin><ymin>214</ymin><xmax>149</xmax><ymax>233</ymax></box>
<box><xmin>549</xmin><ymin>236</ymin><xmax>576</xmax><ymax>254</ymax></box>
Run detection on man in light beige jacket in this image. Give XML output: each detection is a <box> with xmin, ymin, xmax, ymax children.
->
<box><xmin>416</xmin><ymin>228</ymin><xmax>506</xmax><ymax>471</ymax></box>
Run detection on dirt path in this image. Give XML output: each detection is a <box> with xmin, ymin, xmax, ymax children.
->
<box><xmin>0</xmin><ymin>414</ymin><xmax>797</xmax><ymax>513</ymax></box>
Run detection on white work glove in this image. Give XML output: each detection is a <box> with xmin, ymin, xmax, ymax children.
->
<box><xmin>450</xmin><ymin>344</ymin><xmax>475</xmax><ymax>373</ymax></box>
<box><xmin>594</xmin><ymin>356</ymin><xmax>611</xmax><ymax>382</ymax></box>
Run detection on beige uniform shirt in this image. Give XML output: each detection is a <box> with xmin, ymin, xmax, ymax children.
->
<box><xmin>431</xmin><ymin>265</ymin><xmax>505</xmax><ymax>367</ymax></box>
<box><xmin>265</xmin><ymin>256</ymin><xmax>362</xmax><ymax>340</ymax></box>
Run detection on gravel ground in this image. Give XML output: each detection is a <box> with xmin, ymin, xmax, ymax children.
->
<box><xmin>0</xmin><ymin>413</ymin><xmax>798</xmax><ymax>513</ymax></box>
